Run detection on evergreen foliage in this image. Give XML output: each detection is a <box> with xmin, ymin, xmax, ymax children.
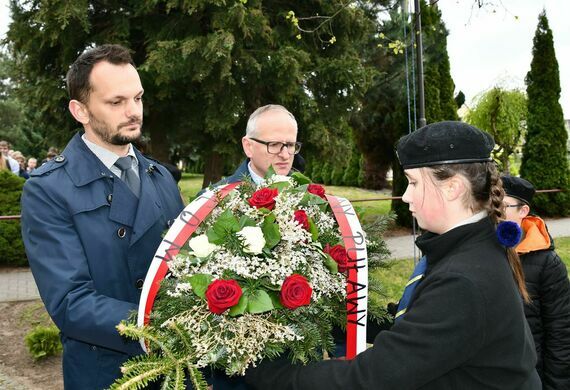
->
<box><xmin>24</xmin><ymin>325</ymin><xmax>62</xmax><ymax>360</ymax></box>
<box><xmin>420</xmin><ymin>0</ymin><xmax>459</xmax><ymax>123</ymax></box>
<box><xmin>320</xmin><ymin>162</ymin><xmax>332</xmax><ymax>185</ymax></box>
<box><xmin>5</xmin><ymin>1</ymin><xmax>381</xmax><ymax>187</ymax></box>
<box><xmin>350</xmin><ymin>5</ymin><xmax>408</xmax><ymax>192</ymax></box>
<box><xmin>521</xmin><ymin>11</ymin><xmax>569</xmax><ymax>216</ymax></box>
<box><xmin>0</xmin><ymin>53</ymin><xmax>45</xmax><ymax>158</ymax></box>
<box><xmin>343</xmin><ymin>147</ymin><xmax>361</xmax><ymax>187</ymax></box>
<box><xmin>311</xmin><ymin>160</ymin><xmax>323</xmax><ymax>184</ymax></box>
<box><xmin>0</xmin><ymin>171</ymin><xmax>27</xmax><ymax>266</ymax></box>
<box><xmin>330</xmin><ymin>164</ymin><xmax>345</xmax><ymax>186</ymax></box>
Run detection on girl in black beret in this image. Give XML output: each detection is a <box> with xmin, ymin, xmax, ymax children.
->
<box><xmin>245</xmin><ymin>121</ymin><xmax>541</xmax><ymax>389</ymax></box>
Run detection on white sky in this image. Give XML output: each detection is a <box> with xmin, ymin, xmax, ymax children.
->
<box><xmin>438</xmin><ymin>0</ymin><xmax>570</xmax><ymax>117</ymax></box>
<box><xmin>0</xmin><ymin>0</ymin><xmax>568</xmax><ymax>117</ymax></box>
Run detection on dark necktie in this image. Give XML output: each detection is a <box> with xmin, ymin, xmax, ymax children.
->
<box><xmin>395</xmin><ymin>256</ymin><xmax>427</xmax><ymax>321</ymax></box>
<box><xmin>114</xmin><ymin>156</ymin><xmax>140</xmax><ymax>198</ymax></box>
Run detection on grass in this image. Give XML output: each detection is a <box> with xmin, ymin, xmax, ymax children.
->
<box><xmin>556</xmin><ymin>237</ymin><xmax>570</xmax><ymax>269</ymax></box>
<box><xmin>178</xmin><ymin>173</ymin><xmax>205</xmax><ymax>204</ymax></box>
<box><xmin>371</xmin><ymin>237</ymin><xmax>570</xmax><ymax>305</ymax></box>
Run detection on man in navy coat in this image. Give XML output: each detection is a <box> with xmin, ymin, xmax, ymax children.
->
<box><xmin>21</xmin><ymin>44</ymin><xmax>184</xmax><ymax>389</ymax></box>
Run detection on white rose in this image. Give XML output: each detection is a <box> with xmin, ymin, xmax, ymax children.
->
<box><xmin>188</xmin><ymin>234</ymin><xmax>218</xmax><ymax>258</ymax></box>
<box><xmin>236</xmin><ymin>226</ymin><xmax>266</xmax><ymax>255</ymax></box>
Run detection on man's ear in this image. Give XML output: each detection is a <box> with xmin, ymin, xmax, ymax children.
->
<box><xmin>68</xmin><ymin>100</ymin><xmax>90</xmax><ymax>125</ymax></box>
<box><xmin>242</xmin><ymin>136</ymin><xmax>253</xmax><ymax>158</ymax></box>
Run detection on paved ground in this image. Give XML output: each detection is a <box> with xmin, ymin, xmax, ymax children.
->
<box><xmin>0</xmin><ymin>270</ymin><xmax>39</xmax><ymax>302</ymax></box>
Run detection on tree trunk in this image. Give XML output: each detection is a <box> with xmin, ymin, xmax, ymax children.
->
<box><xmin>150</xmin><ymin>121</ymin><xmax>170</xmax><ymax>163</ymax></box>
<box><xmin>202</xmin><ymin>150</ymin><xmax>224</xmax><ymax>189</ymax></box>
<box><xmin>361</xmin><ymin>152</ymin><xmax>390</xmax><ymax>190</ymax></box>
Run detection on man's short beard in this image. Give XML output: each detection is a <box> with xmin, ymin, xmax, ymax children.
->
<box><xmin>89</xmin><ymin>112</ymin><xmax>143</xmax><ymax>146</ymax></box>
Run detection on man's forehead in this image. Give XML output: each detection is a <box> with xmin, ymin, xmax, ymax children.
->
<box><xmin>256</xmin><ymin>110</ymin><xmax>297</xmax><ymax>137</ymax></box>
<box><xmin>89</xmin><ymin>61</ymin><xmax>143</xmax><ymax>98</ymax></box>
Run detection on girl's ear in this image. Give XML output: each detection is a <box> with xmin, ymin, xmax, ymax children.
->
<box><xmin>444</xmin><ymin>176</ymin><xmax>466</xmax><ymax>201</ymax></box>
<box><xmin>519</xmin><ymin>204</ymin><xmax>531</xmax><ymax>219</ymax></box>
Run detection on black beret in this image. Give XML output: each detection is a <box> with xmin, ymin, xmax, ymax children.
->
<box><xmin>501</xmin><ymin>175</ymin><xmax>535</xmax><ymax>205</ymax></box>
<box><xmin>396</xmin><ymin>121</ymin><xmax>495</xmax><ymax>169</ymax></box>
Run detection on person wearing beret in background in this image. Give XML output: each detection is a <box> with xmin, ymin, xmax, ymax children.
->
<box><xmin>245</xmin><ymin>121</ymin><xmax>541</xmax><ymax>390</ymax></box>
<box><xmin>20</xmin><ymin>44</ymin><xmax>184</xmax><ymax>389</ymax></box>
<box><xmin>502</xmin><ymin>175</ymin><xmax>570</xmax><ymax>390</ymax></box>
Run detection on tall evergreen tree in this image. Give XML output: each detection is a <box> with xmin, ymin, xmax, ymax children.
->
<box><xmin>521</xmin><ymin>10</ymin><xmax>569</xmax><ymax>216</ymax></box>
<box><xmin>420</xmin><ymin>0</ymin><xmax>458</xmax><ymax>123</ymax></box>
<box><xmin>351</xmin><ymin>4</ymin><xmax>408</xmax><ymax>191</ymax></box>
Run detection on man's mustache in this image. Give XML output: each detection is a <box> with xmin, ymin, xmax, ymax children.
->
<box><xmin>118</xmin><ymin>118</ymin><xmax>143</xmax><ymax>129</ymax></box>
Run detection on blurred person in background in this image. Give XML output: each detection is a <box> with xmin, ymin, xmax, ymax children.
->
<box><xmin>11</xmin><ymin>151</ymin><xmax>30</xmax><ymax>179</ymax></box>
<box><xmin>0</xmin><ymin>140</ymin><xmax>20</xmax><ymax>174</ymax></box>
<box><xmin>26</xmin><ymin>157</ymin><xmax>37</xmax><ymax>173</ymax></box>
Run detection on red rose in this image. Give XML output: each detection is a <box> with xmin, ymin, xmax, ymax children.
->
<box><xmin>248</xmin><ymin>188</ymin><xmax>278</xmax><ymax>210</ymax></box>
<box><xmin>324</xmin><ymin>244</ymin><xmax>349</xmax><ymax>273</ymax></box>
<box><xmin>205</xmin><ymin>279</ymin><xmax>243</xmax><ymax>314</ymax></box>
<box><xmin>293</xmin><ymin>210</ymin><xmax>310</xmax><ymax>231</ymax></box>
<box><xmin>307</xmin><ymin>184</ymin><xmax>326</xmax><ymax>199</ymax></box>
<box><xmin>280</xmin><ymin>274</ymin><xmax>312</xmax><ymax>309</ymax></box>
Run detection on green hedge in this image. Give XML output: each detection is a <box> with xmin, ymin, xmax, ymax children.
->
<box><xmin>0</xmin><ymin>170</ymin><xmax>27</xmax><ymax>266</ymax></box>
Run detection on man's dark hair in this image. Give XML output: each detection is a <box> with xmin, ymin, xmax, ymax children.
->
<box><xmin>66</xmin><ymin>44</ymin><xmax>135</xmax><ymax>103</ymax></box>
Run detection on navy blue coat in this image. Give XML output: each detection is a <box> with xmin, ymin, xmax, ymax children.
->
<box><xmin>21</xmin><ymin>132</ymin><xmax>184</xmax><ymax>389</ymax></box>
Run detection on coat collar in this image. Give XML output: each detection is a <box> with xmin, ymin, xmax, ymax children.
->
<box><xmin>62</xmin><ymin>132</ymin><xmax>162</xmax><ymax>187</ymax></box>
<box><xmin>415</xmin><ymin>217</ymin><xmax>496</xmax><ymax>266</ymax></box>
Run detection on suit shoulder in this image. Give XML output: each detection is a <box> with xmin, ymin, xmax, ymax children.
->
<box><xmin>30</xmin><ymin>155</ymin><xmax>67</xmax><ymax>178</ymax></box>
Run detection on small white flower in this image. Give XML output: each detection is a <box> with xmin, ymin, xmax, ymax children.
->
<box><xmin>271</xmin><ymin>175</ymin><xmax>291</xmax><ymax>183</ymax></box>
<box><xmin>236</xmin><ymin>226</ymin><xmax>266</xmax><ymax>255</ymax></box>
<box><xmin>188</xmin><ymin>234</ymin><xmax>218</xmax><ymax>258</ymax></box>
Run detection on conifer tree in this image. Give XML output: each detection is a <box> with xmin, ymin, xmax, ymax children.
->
<box><xmin>521</xmin><ymin>11</ymin><xmax>569</xmax><ymax>216</ymax></box>
<box><xmin>421</xmin><ymin>0</ymin><xmax>458</xmax><ymax>123</ymax></box>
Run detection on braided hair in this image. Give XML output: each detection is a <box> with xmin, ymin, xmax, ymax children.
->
<box><xmin>429</xmin><ymin>162</ymin><xmax>530</xmax><ymax>303</ymax></box>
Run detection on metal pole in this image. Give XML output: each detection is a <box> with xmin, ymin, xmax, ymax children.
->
<box><xmin>414</xmin><ymin>0</ymin><xmax>426</xmax><ymax>128</ymax></box>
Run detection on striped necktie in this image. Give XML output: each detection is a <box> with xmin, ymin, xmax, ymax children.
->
<box><xmin>395</xmin><ymin>256</ymin><xmax>427</xmax><ymax>321</ymax></box>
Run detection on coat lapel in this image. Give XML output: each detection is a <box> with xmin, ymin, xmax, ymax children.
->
<box><xmin>108</xmin><ymin>179</ymin><xmax>138</xmax><ymax>227</ymax></box>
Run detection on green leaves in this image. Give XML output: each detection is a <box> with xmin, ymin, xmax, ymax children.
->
<box><xmin>291</xmin><ymin>172</ymin><xmax>311</xmax><ymax>185</ymax></box>
<box><xmin>247</xmin><ymin>290</ymin><xmax>274</xmax><ymax>314</ymax></box>
<box><xmin>228</xmin><ymin>295</ymin><xmax>248</xmax><ymax>316</ymax></box>
<box><xmin>189</xmin><ymin>274</ymin><xmax>214</xmax><ymax>299</ymax></box>
<box><xmin>229</xmin><ymin>288</ymin><xmax>277</xmax><ymax>316</ymax></box>
<box><xmin>207</xmin><ymin>209</ymin><xmax>240</xmax><ymax>244</ymax></box>
<box><xmin>264</xmin><ymin>165</ymin><xmax>276</xmax><ymax>180</ymax></box>
<box><xmin>323</xmin><ymin>254</ymin><xmax>338</xmax><ymax>274</ymax></box>
<box><xmin>261</xmin><ymin>213</ymin><xmax>281</xmax><ymax>249</ymax></box>
<box><xmin>268</xmin><ymin>180</ymin><xmax>291</xmax><ymax>192</ymax></box>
